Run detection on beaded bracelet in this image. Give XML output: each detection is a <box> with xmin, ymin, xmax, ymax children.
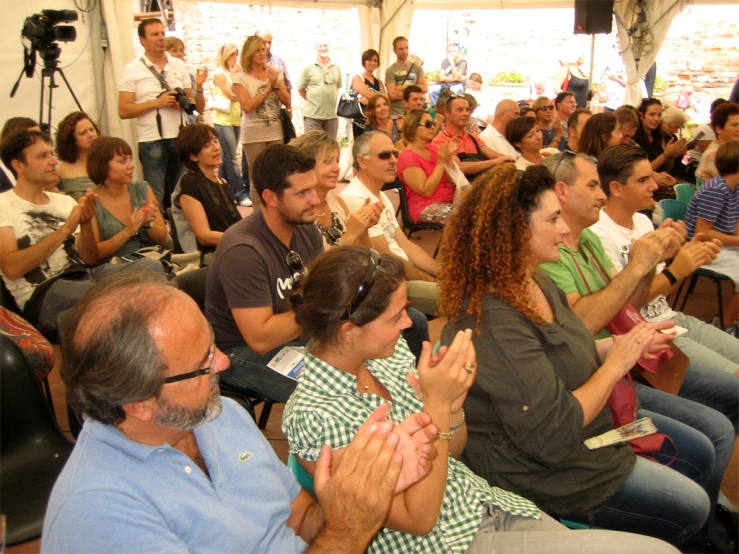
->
<box><xmin>438</xmin><ymin>410</ymin><xmax>465</xmax><ymax>441</ymax></box>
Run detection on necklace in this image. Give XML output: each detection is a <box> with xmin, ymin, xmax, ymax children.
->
<box><xmin>358</xmin><ymin>362</ymin><xmax>371</xmax><ymax>393</ymax></box>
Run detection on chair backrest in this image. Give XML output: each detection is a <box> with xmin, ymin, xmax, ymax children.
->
<box><xmin>173</xmin><ymin>266</ymin><xmax>210</xmax><ymax>313</ymax></box>
<box><xmin>674</xmin><ymin>183</ymin><xmax>695</xmax><ymax>205</ymax></box>
<box><xmin>396</xmin><ymin>181</ymin><xmax>417</xmax><ymax>229</ymax></box>
<box><xmin>1</xmin><ymin>334</ymin><xmax>74</xmax><ymax>545</ymax></box>
<box><xmin>169</xmin><ymin>176</ymin><xmax>198</xmax><ymax>254</ymax></box>
<box><xmin>659</xmin><ymin>199</ymin><xmax>686</xmax><ymax>222</ymax></box>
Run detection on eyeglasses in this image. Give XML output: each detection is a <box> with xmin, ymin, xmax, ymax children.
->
<box><xmin>417</xmin><ymin>121</ymin><xmax>435</xmax><ymax>129</ymax></box>
<box><xmin>286</xmin><ymin>251</ymin><xmax>305</xmax><ymax>286</ymax></box>
<box><xmin>365</xmin><ymin>150</ymin><xmax>399</xmax><ymax>160</ymax></box>
<box><xmin>342</xmin><ymin>249</ymin><xmax>381</xmax><ymax>321</ymax></box>
<box><xmin>536</xmin><ymin>106</ymin><xmax>555</xmax><ymax>112</ymax></box>
<box><xmin>549</xmin><ymin>151</ymin><xmax>575</xmax><ymax>182</ymax></box>
<box><xmin>162</xmin><ymin>343</ymin><xmax>216</xmax><ymax>384</ymax></box>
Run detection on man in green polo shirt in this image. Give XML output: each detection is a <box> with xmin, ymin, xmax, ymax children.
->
<box><xmin>298</xmin><ymin>37</ymin><xmax>342</xmax><ymax>140</ymax></box>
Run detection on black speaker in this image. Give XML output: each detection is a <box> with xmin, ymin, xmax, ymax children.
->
<box><xmin>574</xmin><ymin>0</ymin><xmax>615</xmax><ymax>35</ymax></box>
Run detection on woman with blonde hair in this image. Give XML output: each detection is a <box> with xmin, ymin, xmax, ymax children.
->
<box><xmin>233</xmin><ymin>35</ymin><xmax>291</xmax><ymax>206</ymax></box>
<box><xmin>364</xmin><ymin>93</ymin><xmax>401</xmax><ymax>143</ymax></box>
<box><xmin>532</xmin><ymin>96</ymin><xmax>562</xmax><ymax>148</ymax></box>
<box><xmin>212</xmin><ymin>43</ymin><xmax>249</xmax><ymax>206</ymax></box>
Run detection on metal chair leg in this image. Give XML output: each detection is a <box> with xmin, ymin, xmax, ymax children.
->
<box><xmin>257</xmin><ymin>400</ymin><xmax>273</xmax><ymax>430</ymax></box>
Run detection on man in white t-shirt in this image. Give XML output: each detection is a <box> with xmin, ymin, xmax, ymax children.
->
<box><xmin>118</xmin><ymin>19</ymin><xmax>205</xmax><ymax>208</ymax></box>
<box><xmin>0</xmin><ymin>131</ymin><xmax>159</xmax><ymax>338</ymax></box>
<box><xmin>340</xmin><ymin>132</ymin><xmax>439</xmax><ymax>315</ymax></box>
<box><xmin>479</xmin><ymin>99</ymin><xmax>520</xmax><ymax>159</ymax></box>
<box><xmin>590</xmin><ymin>145</ymin><xmax>738</xmax><ymax>374</ymax></box>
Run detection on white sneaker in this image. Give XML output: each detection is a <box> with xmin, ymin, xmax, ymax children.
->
<box><xmin>239</xmin><ymin>197</ymin><xmax>253</xmax><ymax>207</ymax></box>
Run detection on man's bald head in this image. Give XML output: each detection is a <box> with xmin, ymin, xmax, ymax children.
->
<box><xmin>494</xmin><ymin>100</ymin><xmax>521</xmax><ymax>127</ymax></box>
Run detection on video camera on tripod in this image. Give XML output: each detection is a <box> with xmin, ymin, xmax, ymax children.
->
<box><xmin>11</xmin><ymin>9</ymin><xmax>82</xmax><ymax>132</ymax></box>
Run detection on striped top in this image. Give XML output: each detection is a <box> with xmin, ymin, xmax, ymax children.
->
<box><xmin>685</xmin><ymin>175</ymin><xmax>739</xmax><ymax>238</ymax></box>
<box><xmin>282</xmin><ymin>338</ymin><xmax>540</xmax><ymax>554</ymax></box>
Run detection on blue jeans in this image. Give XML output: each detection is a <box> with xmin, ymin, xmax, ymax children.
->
<box><xmin>429</xmin><ymin>82</ymin><xmax>465</xmax><ymax>106</ymax></box>
<box><xmin>223</xmin><ymin>339</ymin><xmax>305</xmax><ymax>403</ymax></box>
<box><xmin>138</xmin><ymin>139</ymin><xmax>184</xmax><ymax>209</ymax></box>
<box><xmin>214</xmin><ymin>124</ymin><xmax>245</xmax><ymax>201</ymax></box>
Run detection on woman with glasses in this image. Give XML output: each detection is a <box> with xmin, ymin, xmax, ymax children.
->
<box><xmin>212</xmin><ymin>44</ymin><xmax>250</xmax><ymax>207</ymax></box>
<box><xmin>350</xmin><ymin>48</ymin><xmax>386</xmax><ymax>139</ymax></box>
<box><xmin>437</xmin><ymin>163</ymin><xmax>718</xmax><ymax>548</ymax></box>
<box><xmin>577</xmin><ymin>112</ymin><xmax>623</xmax><ymax>163</ymax></box>
<box><xmin>633</xmin><ymin>98</ymin><xmax>686</xmax><ymax>189</ymax></box>
<box><xmin>397</xmin><ymin>109</ymin><xmax>459</xmax><ymax>224</ymax></box>
<box><xmin>234</xmin><ymin>35</ymin><xmax>291</xmax><ymax>206</ymax></box>
<box><xmin>364</xmin><ymin>94</ymin><xmax>401</xmax><ymax>144</ymax></box>
<box><xmin>506</xmin><ymin>116</ymin><xmax>545</xmax><ymax>170</ymax></box>
<box><xmin>283</xmin><ymin>246</ymin><xmax>678</xmax><ymax>554</ymax></box>
<box><xmin>174</xmin><ymin>124</ymin><xmax>242</xmax><ymax>260</ymax></box>
<box><xmin>85</xmin><ymin>137</ymin><xmax>168</xmax><ymax>262</ymax></box>
<box><xmin>532</xmin><ymin>97</ymin><xmax>562</xmax><ymax>149</ymax></box>
<box><xmin>55</xmin><ymin>111</ymin><xmax>101</xmax><ymax>201</ymax></box>
<box><xmin>290</xmin><ymin>131</ymin><xmax>379</xmax><ymax>250</ymax></box>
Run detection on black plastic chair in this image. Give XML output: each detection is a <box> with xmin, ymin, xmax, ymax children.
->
<box><xmin>397</xmin><ymin>185</ymin><xmax>444</xmax><ymax>258</ymax></box>
<box><xmin>382</xmin><ymin>178</ymin><xmax>403</xmax><ymax>217</ymax></box>
<box><xmin>673</xmin><ymin>268</ymin><xmax>736</xmax><ymax>333</ymax></box>
<box><xmin>0</xmin><ymin>334</ymin><xmax>74</xmax><ymax>546</ymax></box>
<box><xmin>172</xmin><ymin>267</ymin><xmax>276</xmax><ymax>428</ymax></box>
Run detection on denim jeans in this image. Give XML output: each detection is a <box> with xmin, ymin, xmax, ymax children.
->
<box><xmin>138</xmin><ymin>139</ymin><xmax>184</xmax><ymax>209</ymax></box>
<box><xmin>223</xmin><ymin>339</ymin><xmax>305</xmax><ymax>403</ymax></box>
<box><xmin>214</xmin><ymin>124</ymin><xmax>245</xmax><ymax>201</ymax></box>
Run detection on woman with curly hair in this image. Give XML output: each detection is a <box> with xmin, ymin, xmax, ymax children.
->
<box><xmin>437</xmin><ymin>163</ymin><xmax>714</xmax><ymax>548</ymax></box>
<box><xmin>55</xmin><ymin>111</ymin><xmax>100</xmax><ymax>201</ymax></box>
<box><xmin>577</xmin><ymin>112</ymin><xmax>622</xmax><ymax>162</ymax></box>
<box><xmin>364</xmin><ymin>93</ymin><xmax>401</xmax><ymax>143</ymax></box>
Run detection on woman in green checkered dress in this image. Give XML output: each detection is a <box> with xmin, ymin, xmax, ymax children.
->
<box><xmin>282</xmin><ymin>246</ymin><xmax>677</xmax><ymax>554</ymax></box>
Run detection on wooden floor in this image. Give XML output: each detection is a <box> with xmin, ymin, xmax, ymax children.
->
<box><xmin>7</xmin><ymin>191</ymin><xmax>736</xmax><ymax>553</ymax></box>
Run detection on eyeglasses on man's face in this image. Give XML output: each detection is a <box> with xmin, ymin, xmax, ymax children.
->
<box><xmin>162</xmin><ymin>343</ymin><xmax>217</xmax><ymax>384</ymax></box>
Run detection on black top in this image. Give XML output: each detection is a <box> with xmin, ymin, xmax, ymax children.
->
<box><xmin>442</xmin><ymin>274</ymin><xmax>635</xmax><ymax>517</ymax></box>
<box><xmin>364</xmin><ymin>76</ymin><xmax>381</xmax><ymax>93</ymax></box>
<box><xmin>176</xmin><ymin>171</ymin><xmax>242</xmax><ymax>254</ymax></box>
<box><xmin>568</xmin><ymin>74</ymin><xmax>589</xmax><ymax>108</ymax></box>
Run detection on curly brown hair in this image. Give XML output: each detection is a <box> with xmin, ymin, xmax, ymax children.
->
<box><xmin>437</xmin><ymin>164</ymin><xmax>555</xmax><ymax>331</ymax></box>
<box><xmin>55</xmin><ymin>111</ymin><xmax>99</xmax><ymax>163</ymax></box>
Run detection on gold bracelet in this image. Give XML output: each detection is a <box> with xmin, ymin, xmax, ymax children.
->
<box><xmin>439</xmin><ymin>411</ymin><xmax>466</xmax><ymax>440</ymax></box>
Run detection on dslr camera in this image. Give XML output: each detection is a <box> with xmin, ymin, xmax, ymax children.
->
<box><xmin>173</xmin><ymin>87</ymin><xmax>195</xmax><ymax>115</ymax></box>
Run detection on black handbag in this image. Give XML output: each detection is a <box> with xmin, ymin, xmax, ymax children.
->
<box><xmin>280</xmin><ymin>107</ymin><xmax>296</xmax><ymax>143</ymax></box>
<box><xmin>337</xmin><ymin>89</ymin><xmax>364</xmax><ymax>120</ymax></box>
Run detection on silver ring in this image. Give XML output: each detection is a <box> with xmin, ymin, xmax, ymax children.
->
<box><xmin>463</xmin><ymin>362</ymin><xmax>476</xmax><ymax>375</ymax></box>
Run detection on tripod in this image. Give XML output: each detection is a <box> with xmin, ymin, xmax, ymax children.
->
<box><xmin>10</xmin><ymin>45</ymin><xmax>83</xmax><ymax>133</ymax></box>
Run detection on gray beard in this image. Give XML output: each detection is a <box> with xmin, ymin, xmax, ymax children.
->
<box><xmin>155</xmin><ymin>375</ymin><xmax>223</xmax><ymax>431</ymax></box>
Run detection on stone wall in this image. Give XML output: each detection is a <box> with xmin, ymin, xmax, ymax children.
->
<box><xmin>134</xmin><ymin>1</ymin><xmax>738</xmax><ymax>126</ymax></box>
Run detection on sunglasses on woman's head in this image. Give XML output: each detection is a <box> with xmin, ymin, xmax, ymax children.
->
<box><xmin>417</xmin><ymin>121</ymin><xmax>435</xmax><ymax>129</ymax></box>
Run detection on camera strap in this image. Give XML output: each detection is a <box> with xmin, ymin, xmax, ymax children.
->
<box><xmin>140</xmin><ymin>57</ymin><xmax>184</xmax><ymax>139</ymax></box>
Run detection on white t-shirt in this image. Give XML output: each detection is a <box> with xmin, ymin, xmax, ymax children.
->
<box><xmin>590</xmin><ymin>209</ymin><xmax>677</xmax><ymax>322</ymax></box>
<box><xmin>479</xmin><ymin>125</ymin><xmax>519</xmax><ymax>159</ymax></box>
<box><xmin>0</xmin><ymin>190</ymin><xmax>79</xmax><ymax>309</ymax></box>
<box><xmin>340</xmin><ymin>177</ymin><xmax>409</xmax><ymax>261</ymax></box>
<box><xmin>119</xmin><ymin>53</ymin><xmax>191</xmax><ymax>142</ymax></box>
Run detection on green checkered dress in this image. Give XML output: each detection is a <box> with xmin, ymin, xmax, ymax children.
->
<box><xmin>282</xmin><ymin>338</ymin><xmax>540</xmax><ymax>554</ymax></box>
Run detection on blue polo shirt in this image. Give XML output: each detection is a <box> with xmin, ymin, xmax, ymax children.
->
<box><xmin>42</xmin><ymin>398</ymin><xmax>307</xmax><ymax>553</ymax></box>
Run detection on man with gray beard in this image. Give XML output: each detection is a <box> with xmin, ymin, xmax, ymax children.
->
<box><xmin>41</xmin><ymin>271</ymin><xmax>439</xmax><ymax>553</ymax></box>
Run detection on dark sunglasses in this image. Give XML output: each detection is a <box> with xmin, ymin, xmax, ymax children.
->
<box><xmin>369</xmin><ymin>150</ymin><xmax>399</xmax><ymax>160</ymax></box>
<box><xmin>163</xmin><ymin>343</ymin><xmax>216</xmax><ymax>384</ymax></box>
<box><xmin>417</xmin><ymin>121</ymin><xmax>435</xmax><ymax>129</ymax></box>
<box><xmin>536</xmin><ymin>105</ymin><xmax>555</xmax><ymax>112</ymax></box>
<box><xmin>286</xmin><ymin>251</ymin><xmax>305</xmax><ymax>286</ymax></box>
<box><xmin>342</xmin><ymin>249</ymin><xmax>381</xmax><ymax>321</ymax></box>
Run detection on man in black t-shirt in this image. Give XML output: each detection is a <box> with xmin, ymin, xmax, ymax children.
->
<box><xmin>205</xmin><ymin>145</ymin><xmax>322</xmax><ymax>402</ymax></box>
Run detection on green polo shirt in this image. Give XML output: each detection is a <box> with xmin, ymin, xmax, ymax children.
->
<box><xmin>298</xmin><ymin>62</ymin><xmax>342</xmax><ymax>120</ymax></box>
<box><xmin>540</xmin><ymin>228</ymin><xmax>615</xmax><ymax>339</ymax></box>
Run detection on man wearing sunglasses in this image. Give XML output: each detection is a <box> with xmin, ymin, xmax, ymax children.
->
<box><xmin>341</xmin><ymin>132</ymin><xmax>440</xmax><ymax>316</ymax></box>
<box><xmin>298</xmin><ymin>37</ymin><xmax>342</xmax><ymax>140</ymax></box>
<box><xmin>206</xmin><ymin>145</ymin><xmax>322</xmax><ymax>403</ymax></box>
<box><xmin>432</xmin><ymin>95</ymin><xmax>515</xmax><ymax>181</ymax></box>
<box><xmin>43</xmin><ymin>270</ymin><xmax>440</xmax><ymax>553</ymax></box>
